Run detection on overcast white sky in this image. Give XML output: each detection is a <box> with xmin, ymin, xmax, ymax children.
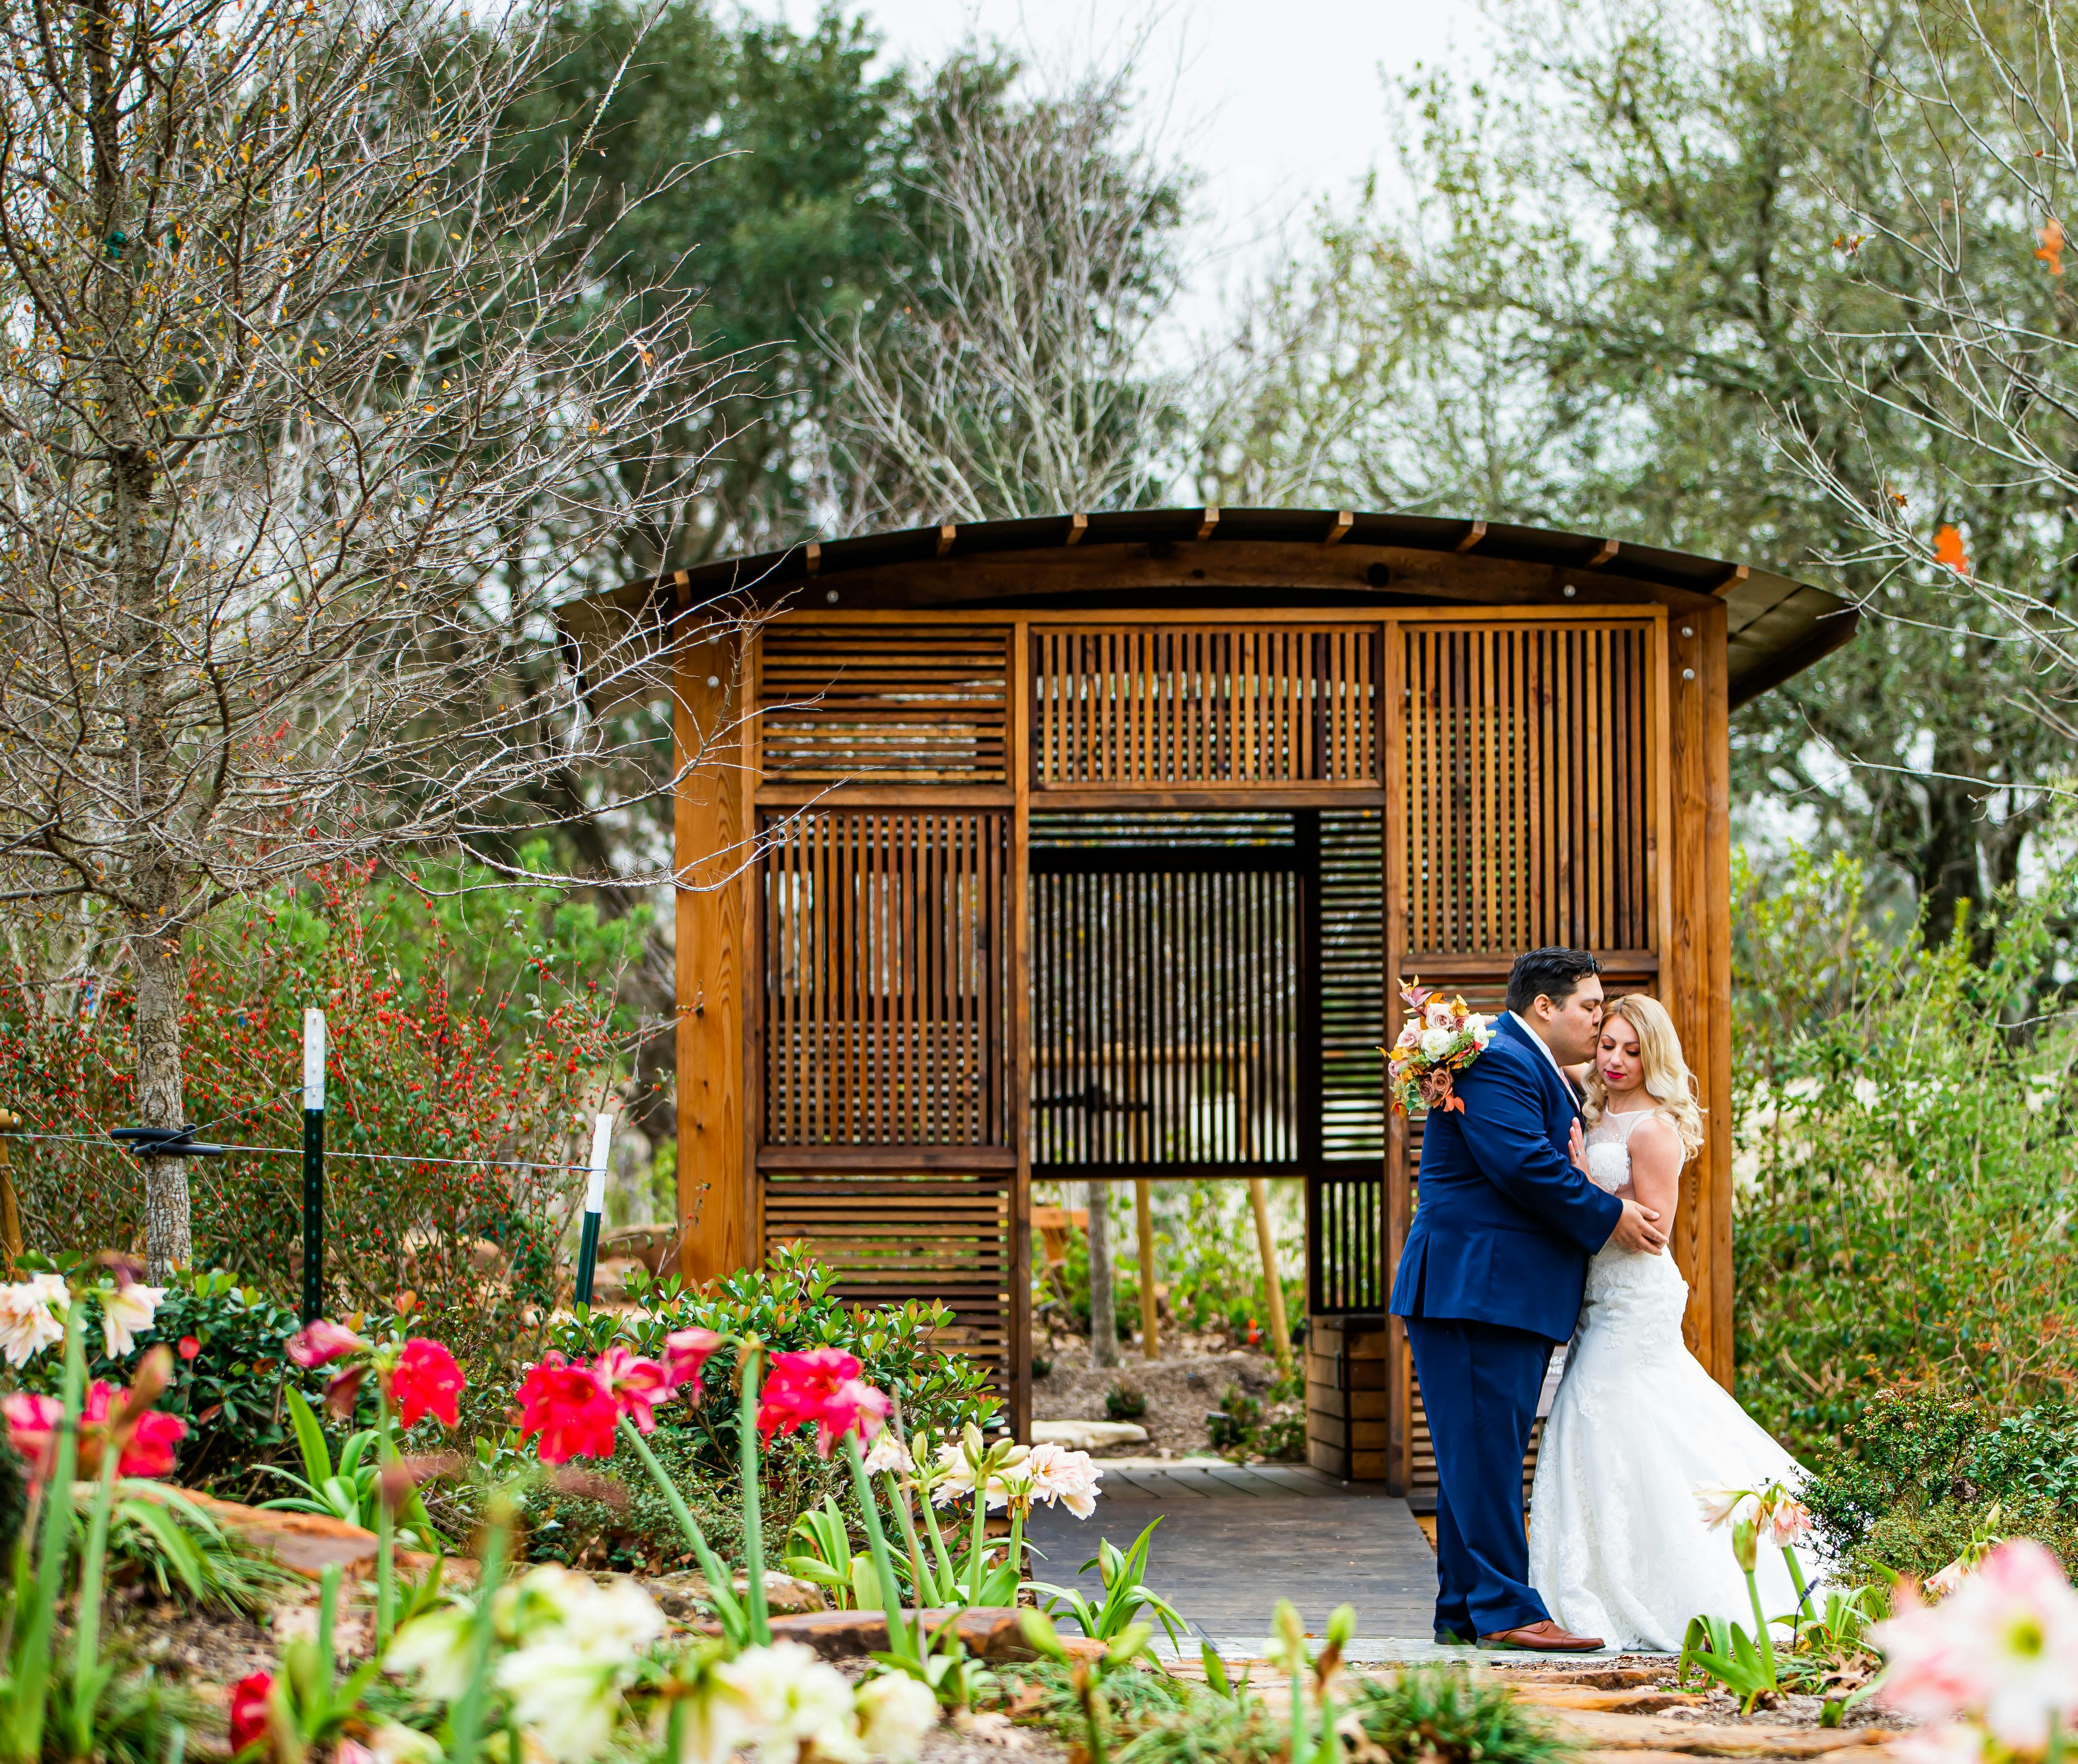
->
<box><xmin>770</xmin><ymin>0</ymin><xmax>1497</xmax><ymax>312</ymax></box>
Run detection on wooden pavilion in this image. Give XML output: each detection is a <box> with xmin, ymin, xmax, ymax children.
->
<box><xmin>562</xmin><ymin>507</ymin><xmax>1855</xmax><ymax>1498</ymax></box>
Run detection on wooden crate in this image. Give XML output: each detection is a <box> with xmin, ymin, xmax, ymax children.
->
<box><xmin>1305</xmin><ymin>1313</ymin><xmax>1393</xmax><ymax>1482</ymax></box>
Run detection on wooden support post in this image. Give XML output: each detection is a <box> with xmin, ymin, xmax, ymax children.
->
<box><xmin>1249</xmin><ymin>1177</ymin><xmax>1292</xmax><ymax>1373</ymax></box>
<box><xmin>676</xmin><ymin>622</ymin><xmax>751</xmax><ymax>1287</ymax></box>
<box><xmin>1135</xmin><ymin>1179</ymin><xmax>1158</xmax><ymax>1359</ymax></box>
<box><xmin>0</xmin><ymin>1108</ymin><xmax>20</xmax><ymax>1269</ymax></box>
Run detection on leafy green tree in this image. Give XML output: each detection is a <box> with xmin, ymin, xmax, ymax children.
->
<box><xmin>1228</xmin><ymin>0</ymin><xmax>2077</xmax><ymax>935</ymax></box>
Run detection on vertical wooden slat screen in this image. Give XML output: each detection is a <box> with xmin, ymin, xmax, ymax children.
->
<box><xmin>1401</xmin><ymin>623</ymin><xmax>1655</xmax><ymax>960</ymax></box>
<box><xmin>760</xmin><ymin>626</ymin><xmax>1009</xmax><ymax>782</ymax></box>
<box><xmin>762</xmin><ymin>809</ymin><xmax>1010</xmax><ymax>1146</ymax></box>
<box><xmin>1028</xmin><ymin>814</ymin><xmax>1302</xmax><ymax>1170</ymax></box>
<box><xmin>1033</xmin><ymin>626</ymin><xmax>1380</xmax><ymax>785</ymax></box>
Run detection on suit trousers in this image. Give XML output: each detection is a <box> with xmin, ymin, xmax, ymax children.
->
<box><xmin>1403</xmin><ymin>1316</ymin><xmax>1555</xmax><ymax>1637</ymax></box>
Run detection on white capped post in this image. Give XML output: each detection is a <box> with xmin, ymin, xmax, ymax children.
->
<box><xmin>574</xmin><ymin>1111</ymin><xmax>613</xmax><ymax>1306</ymax></box>
<box><xmin>301</xmin><ymin>1009</ymin><xmax>328</xmax><ymax>1323</ymax></box>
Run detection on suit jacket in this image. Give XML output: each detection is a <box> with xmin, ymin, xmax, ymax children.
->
<box><xmin>1388</xmin><ymin>1013</ymin><xmax>1625</xmax><ymax>1342</ymax></box>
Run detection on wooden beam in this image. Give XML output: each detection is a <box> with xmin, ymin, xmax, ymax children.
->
<box><xmin>937</xmin><ymin>523</ymin><xmax>957</xmax><ymax>558</ymax></box>
<box><xmin>803</xmin><ymin>541</ymin><xmax>821</xmax><ymax>576</ymax></box>
<box><xmin>1325</xmin><ymin>511</ymin><xmax>1354</xmax><ymax>545</ymax></box>
<box><xmin>1065</xmin><ymin>513</ymin><xmax>1087</xmax><ymax>546</ymax></box>
<box><xmin>1712</xmin><ymin>563</ymin><xmax>1748</xmax><ymax>595</ymax></box>
<box><xmin>1195</xmin><ymin>505</ymin><xmax>1220</xmax><ymax>541</ymax></box>
<box><xmin>675</xmin><ymin>630</ymin><xmax>751</xmax><ymax>1287</ymax></box>
<box><xmin>1455</xmin><ymin>519</ymin><xmax>1487</xmax><ymax>552</ymax></box>
<box><xmin>1586</xmin><ymin>538</ymin><xmax>1619</xmax><ymax>568</ymax></box>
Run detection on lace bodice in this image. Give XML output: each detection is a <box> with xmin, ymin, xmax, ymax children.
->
<box><xmin>1582</xmin><ymin>1106</ymin><xmax>1651</xmax><ymax>1193</ymax></box>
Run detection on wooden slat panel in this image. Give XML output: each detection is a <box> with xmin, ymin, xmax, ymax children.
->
<box><xmin>761</xmin><ymin>626</ymin><xmax>1009</xmax><ymax>782</ymax></box>
<box><xmin>1400</xmin><ymin>622</ymin><xmax>1655</xmax><ymax>956</ymax></box>
<box><xmin>762</xmin><ymin>809</ymin><xmax>1011</xmax><ymax>1146</ymax></box>
<box><xmin>1034</xmin><ymin>625</ymin><xmax>1379</xmax><ymax>787</ymax></box>
<box><xmin>765</xmin><ymin>1171</ymin><xmax>1013</xmax><ymax>1397</ymax></box>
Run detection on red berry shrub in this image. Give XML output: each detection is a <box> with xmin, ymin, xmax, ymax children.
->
<box><xmin>0</xmin><ymin>855</ymin><xmax>642</xmax><ymax>1381</ymax></box>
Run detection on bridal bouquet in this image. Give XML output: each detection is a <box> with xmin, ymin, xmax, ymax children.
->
<box><xmin>1384</xmin><ymin>981</ymin><xmax>1492</xmax><ymax>1117</ymax></box>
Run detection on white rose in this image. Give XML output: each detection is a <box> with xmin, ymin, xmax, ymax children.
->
<box><xmin>1419</xmin><ymin>1026</ymin><xmax>1455</xmax><ymax>1059</ymax></box>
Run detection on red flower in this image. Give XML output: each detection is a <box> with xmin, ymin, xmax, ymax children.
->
<box><xmin>592</xmin><ymin>1346</ymin><xmax>673</xmax><ymax>1434</ymax></box>
<box><xmin>661</xmin><ymin>1328</ymin><xmax>721</xmax><ymax>1403</ymax></box>
<box><xmin>177</xmin><ymin>1336</ymin><xmax>201</xmax><ymax>1360</ymax></box>
<box><xmin>80</xmin><ymin>1384</ymin><xmax>190</xmax><ymax>1479</ymax></box>
<box><xmin>2</xmin><ymin>1392</ymin><xmax>60</xmax><ymax>1481</ymax></box>
<box><xmin>389</xmin><ymin>1338</ymin><xmax>464</xmax><ymax>1428</ymax></box>
<box><xmin>228</xmin><ymin>1673</ymin><xmax>273</xmax><ymax>1755</ymax></box>
<box><xmin>285</xmin><ymin>1319</ymin><xmax>368</xmax><ymax>1369</ymax></box>
<box><xmin>515</xmin><ymin>1352</ymin><xmax>619</xmax><ymax>1464</ymax></box>
<box><xmin>757</xmin><ymin>1349</ymin><xmax>890</xmax><ymax>1457</ymax></box>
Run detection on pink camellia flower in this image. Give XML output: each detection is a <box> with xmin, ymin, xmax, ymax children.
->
<box><xmin>515</xmin><ymin>1352</ymin><xmax>620</xmax><ymax>1464</ymax></box>
<box><xmin>285</xmin><ymin>1319</ymin><xmax>368</xmax><ymax>1369</ymax></box>
<box><xmin>1874</xmin><ymin>1538</ymin><xmax>2078</xmax><ymax>1749</ymax></box>
<box><xmin>592</xmin><ymin>1345</ymin><xmax>674</xmax><ymax>1433</ymax></box>
<box><xmin>388</xmin><ymin>1339</ymin><xmax>464</xmax><ymax>1429</ymax></box>
<box><xmin>661</xmin><ymin>1327</ymin><xmax>722</xmax><ymax>1400</ymax></box>
<box><xmin>2</xmin><ymin>1391</ymin><xmax>61</xmax><ymax>1481</ymax></box>
<box><xmin>756</xmin><ymin>1349</ymin><xmax>891</xmax><ymax>1456</ymax></box>
<box><xmin>228</xmin><ymin>1672</ymin><xmax>273</xmax><ymax>1756</ymax></box>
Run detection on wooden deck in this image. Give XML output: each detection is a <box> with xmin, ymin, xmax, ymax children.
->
<box><xmin>1021</xmin><ymin>1462</ymin><xmax>1439</xmax><ymax>1641</ymax></box>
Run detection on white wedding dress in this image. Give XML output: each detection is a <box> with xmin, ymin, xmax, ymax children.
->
<box><xmin>1526</xmin><ymin>1108</ymin><xmax>1825</xmax><ymax>1651</ymax></box>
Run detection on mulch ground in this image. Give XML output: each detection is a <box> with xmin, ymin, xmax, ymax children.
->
<box><xmin>1031</xmin><ymin>1336</ymin><xmax>1302</xmax><ymax>1460</ymax></box>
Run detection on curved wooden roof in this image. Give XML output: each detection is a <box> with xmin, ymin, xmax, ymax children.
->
<box><xmin>568</xmin><ymin>506</ymin><xmax>1856</xmax><ymax>710</ymax></box>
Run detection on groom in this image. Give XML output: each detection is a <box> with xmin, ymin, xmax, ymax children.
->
<box><xmin>1389</xmin><ymin>947</ymin><xmax>1669</xmax><ymax>1651</ymax></box>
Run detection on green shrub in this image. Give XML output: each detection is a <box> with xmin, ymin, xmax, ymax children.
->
<box><xmin>1731</xmin><ymin>848</ymin><xmax>2078</xmax><ymax>1454</ymax></box>
<box><xmin>1106</xmin><ymin>1383</ymin><xmax>1147</xmax><ymax>1422</ymax></box>
<box><xmin>1800</xmin><ymin>1386</ymin><xmax>2078</xmax><ymax>1579</ymax></box>
<box><xmin>519</xmin><ymin>1247</ymin><xmax>1001</xmax><ymax>1567</ymax></box>
<box><xmin>1345</xmin><ymin>1668</ymin><xmax>1576</xmax><ymax>1764</ymax></box>
<box><xmin>9</xmin><ymin>1266</ymin><xmax>317</xmax><ymax>1489</ymax></box>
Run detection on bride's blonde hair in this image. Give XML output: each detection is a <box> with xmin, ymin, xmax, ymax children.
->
<box><xmin>1581</xmin><ymin>994</ymin><xmax>1705</xmax><ymax>1162</ymax></box>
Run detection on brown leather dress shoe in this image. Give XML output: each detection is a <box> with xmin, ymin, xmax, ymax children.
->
<box><xmin>1476</xmin><ymin>1619</ymin><xmax>1606</xmax><ymax>1652</ymax></box>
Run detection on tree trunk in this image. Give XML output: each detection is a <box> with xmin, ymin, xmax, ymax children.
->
<box><xmin>1085</xmin><ymin>1179</ymin><xmax>1117</xmax><ymax>1370</ymax></box>
<box><xmin>130</xmin><ymin>924</ymin><xmax>192</xmax><ymax>1279</ymax></box>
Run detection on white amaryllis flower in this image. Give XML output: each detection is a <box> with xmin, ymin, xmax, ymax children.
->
<box><xmin>1760</xmin><ymin>1492</ymin><xmax>1814</xmax><ymax>1549</ymax></box>
<box><xmin>0</xmin><ymin>1275</ymin><xmax>68</xmax><ymax>1367</ymax></box>
<box><xmin>1873</xmin><ymin>1538</ymin><xmax>2078</xmax><ymax>1749</ymax></box>
<box><xmin>363</xmin><ymin>1724</ymin><xmax>443</xmax><ymax>1764</ymax></box>
<box><xmin>99</xmin><ymin>1282</ymin><xmax>167</xmax><ymax>1359</ymax></box>
<box><xmin>672</xmin><ymin>1670</ymin><xmax>752</xmax><ymax>1764</ymax></box>
<box><xmin>493</xmin><ymin>1565</ymin><xmax>664</xmax><ymax>1658</ymax></box>
<box><xmin>929</xmin><ymin>1440</ymin><xmax>1026</xmax><ymax>1510</ymax></box>
<box><xmin>716</xmin><ymin>1641</ymin><xmax>858</xmax><ymax>1764</ymax></box>
<box><xmin>1693</xmin><ymin>1482</ymin><xmax>1757</xmax><ymax>1529</ymax></box>
<box><xmin>1893</xmin><ymin>1725</ymin><xmax>1991</xmax><ymax>1764</ymax></box>
<box><xmin>861</xmin><ymin>1433</ymin><xmax>913</xmax><ymax>1476</ymax></box>
<box><xmin>498</xmin><ymin>1642</ymin><xmax>627</xmax><ymax>1762</ymax></box>
<box><xmin>383</xmin><ymin>1606</ymin><xmax>476</xmax><ymax>1699</ymax></box>
<box><xmin>1022</xmin><ymin>1442</ymin><xmax>1102</xmax><ymax>1519</ymax></box>
<box><xmin>855</xmin><ymin>1673</ymin><xmax>939</xmax><ymax>1763</ymax></box>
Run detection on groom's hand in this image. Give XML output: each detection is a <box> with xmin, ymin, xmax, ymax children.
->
<box><xmin>1608</xmin><ymin>1198</ymin><xmax>1668</xmax><ymax>1255</ymax></box>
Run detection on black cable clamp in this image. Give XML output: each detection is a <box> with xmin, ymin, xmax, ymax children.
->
<box><xmin>109</xmin><ymin>1126</ymin><xmax>228</xmax><ymax>1159</ymax></box>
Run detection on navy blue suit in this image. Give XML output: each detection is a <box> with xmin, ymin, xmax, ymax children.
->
<box><xmin>1389</xmin><ymin>1013</ymin><xmax>1624</xmax><ymax>1637</ymax></box>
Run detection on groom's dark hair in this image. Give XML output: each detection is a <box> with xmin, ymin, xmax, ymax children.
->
<box><xmin>1505</xmin><ymin>947</ymin><xmax>1602</xmax><ymax>1013</ymax></box>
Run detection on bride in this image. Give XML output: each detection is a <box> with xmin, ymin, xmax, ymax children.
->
<box><xmin>1527</xmin><ymin>994</ymin><xmax>1824</xmax><ymax>1651</ymax></box>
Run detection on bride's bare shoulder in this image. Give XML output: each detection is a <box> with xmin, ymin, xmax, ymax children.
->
<box><xmin>1628</xmin><ymin>1112</ymin><xmax>1683</xmax><ymax>1158</ymax></box>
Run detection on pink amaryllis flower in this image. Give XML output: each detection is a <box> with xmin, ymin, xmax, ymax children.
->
<box><xmin>228</xmin><ymin>1672</ymin><xmax>274</xmax><ymax>1756</ymax></box>
<box><xmin>3</xmin><ymin>1366</ymin><xmax>188</xmax><ymax>1483</ymax></box>
<box><xmin>515</xmin><ymin>1352</ymin><xmax>621</xmax><ymax>1464</ymax></box>
<box><xmin>285</xmin><ymin>1319</ymin><xmax>369</xmax><ymax>1368</ymax></box>
<box><xmin>1021</xmin><ymin>1441</ymin><xmax>1103</xmax><ymax>1519</ymax></box>
<box><xmin>1873</xmin><ymin>1538</ymin><xmax>2078</xmax><ymax>1750</ymax></box>
<box><xmin>592</xmin><ymin>1345</ymin><xmax>674</xmax><ymax>1433</ymax></box>
<box><xmin>756</xmin><ymin>1348</ymin><xmax>890</xmax><ymax>1456</ymax></box>
<box><xmin>389</xmin><ymin>1339</ymin><xmax>465</xmax><ymax>1429</ymax></box>
<box><xmin>1</xmin><ymin>1392</ymin><xmax>59</xmax><ymax>1482</ymax></box>
<box><xmin>661</xmin><ymin>1327</ymin><xmax>722</xmax><ymax>1401</ymax></box>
